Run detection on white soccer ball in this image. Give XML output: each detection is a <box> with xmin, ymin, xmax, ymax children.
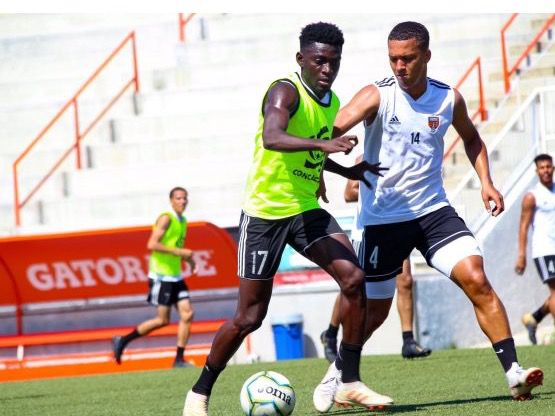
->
<box><xmin>239</xmin><ymin>370</ymin><xmax>296</xmax><ymax>415</ymax></box>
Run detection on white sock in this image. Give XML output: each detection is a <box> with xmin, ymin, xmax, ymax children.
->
<box><xmin>340</xmin><ymin>381</ymin><xmax>361</xmax><ymax>389</ymax></box>
<box><xmin>505</xmin><ymin>362</ymin><xmax>522</xmax><ymax>386</ymax></box>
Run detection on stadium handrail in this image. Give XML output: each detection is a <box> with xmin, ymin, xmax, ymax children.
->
<box><xmin>501</xmin><ymin>13</ymin><xmax>555</xmax><ymax>94</ymax></box>
<box><xmin>12</xmin><ymin>31</ymin><xmax>140</xmax><ymax>227</ymax></box>
<box><xmin>450</xmin><ymin>85</ymin><xmax>555</xmax><ymax>231</ymax></box>
<box><xmin>443</xmin><ymin>56</ymin><xmax>487</xmax><ymax>162</ymax></box>
<box><xmin>178</xmin><ymin>13</ymin><xmax>196</xmax><ymax>42</ymax></box>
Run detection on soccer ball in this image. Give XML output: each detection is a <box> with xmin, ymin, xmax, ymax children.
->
<box><xmin>239</xmin><ymin>370</ymin><xmax>296</xmax><ymax>415</ymax></box>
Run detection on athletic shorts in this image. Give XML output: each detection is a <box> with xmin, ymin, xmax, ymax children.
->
<box><xmin>351</xmin><ymin>239</ymin><xmax>362</xmax><ymax>258</ymax></box>
<box><xmin>360</xmin><ymin>206</ymin><xmax>478</xmax><ymax>282</ymax></box>
<box><xmin>146</xmin><ymin>278</ymin><xmax>190</xmax><ymax>306</ymax></box>
<box><xmin>534</xmin><ymin>255</ymin><xmax>555</xmax><ymax>283</ymax></box>
<box><xmin>237</xmin><ymin>208</ymin><xmax>346</xmax><ymax>280</ymax></box>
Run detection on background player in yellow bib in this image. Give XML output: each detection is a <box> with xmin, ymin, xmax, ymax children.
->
<box><xmin>112</xmin><ymin>186</ymin><xmax>197</xmax><ymax>368</ymax></box>
<box><xmin>184</xmin><ymin>22</ymin><xmax>390</xmax><ymax>416</ymax></box>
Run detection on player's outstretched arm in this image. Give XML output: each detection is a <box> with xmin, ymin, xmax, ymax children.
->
<box><xmin>324</xmin><ymin>84</ymin><xmax>386</xmax><ymax>184</ymax></box>
<box><xmin>333</xmin><ymin>84</ymin><xmax>380</xmax><ymax>136</ymax></box>
<box><xmin>262</xmin><ymin>82</ymin><xmax>355</xmax><ymax>154</ymax></box>
<box><xmin>515</xmin><ymin>192</ymin><xmax>535</xmax><ymax>274</ymax></box>
<box><xmin>344</xmin><ymin>155</ymin><xmax>363</xmax><ymax>202</ymax></box>
<box><xmin>324</xmin><ymin>158</ymin><xmax>388</xmax><ymax>188</ymax></box>
<box><xmin>452</xmin><ymin>88</ymin><xmax>504</xmax><ymax>217</ymax></box>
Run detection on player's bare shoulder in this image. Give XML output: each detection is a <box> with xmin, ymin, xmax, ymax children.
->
<box><xmin>522</xmin><ymin>191</ymin><xmax>537</xmax><ymax>209</ymax></box>
<box><xmin>265</xmin><ymin>79</ymin><xmax>299</xmax><ymax>112</ymax></box>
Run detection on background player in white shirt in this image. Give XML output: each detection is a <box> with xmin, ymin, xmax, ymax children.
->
<box><xmin>516</xmin><ymin>153</ymin><xmax>555</xmax><ymax>345</ymax></box>
<box><xmin>314</xmin><ymin>22</ymin><xmax>543</xmax><ymax>411</ymax></box>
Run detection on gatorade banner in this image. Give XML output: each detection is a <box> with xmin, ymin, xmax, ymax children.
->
<box><xmin>0</xmin><ymin>222</ymin><xmax>238</xmax><ymax>305</ymax></box>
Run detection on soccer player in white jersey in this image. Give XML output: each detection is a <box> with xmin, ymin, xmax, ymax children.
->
<box><xmin>313</xmin><ymin>21</ymin><xmax>543</xmax><ymax>411</ymax></box>
<box><xmin>515</xmin><ymin>154</ymin><xmax>555</xmax><ymax>345</ymax></box>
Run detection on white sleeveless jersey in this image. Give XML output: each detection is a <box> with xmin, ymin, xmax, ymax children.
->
<box><xmin>530</xmin><ymin>182</ymin><xmax>555</xmax><ymax>258</ymax></box>
<box><xmin>359</xmin><ymin>76</ymin><xmax>453</xmax><ymax>226</ymax></box>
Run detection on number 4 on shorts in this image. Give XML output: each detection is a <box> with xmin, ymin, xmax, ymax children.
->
<box><xmin>369</xmin><ymin>246</ymin><xmax>378</xmax><ymax>269</ymax></box>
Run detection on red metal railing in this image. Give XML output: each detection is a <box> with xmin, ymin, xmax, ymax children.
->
<box><xmin>501</xmin><ymin>13</ymin><xmax>555</xmax><ymax>93</ymax></box>
<box><xmin>178</xmin><ymin>13</ymin><xmax>196</xmax><ymax>42</ymax></box>
<box><xmin>12</xmin><ymin>31</ymin><xmax>140</xmax><ymax>227</ymax></box>
<box><xmin>443</xmin><ymin>56</ymin><xmax>487</xmax><ymax>161</ymax></box>
<box><xmin>0</xmin><ymin>256</ymin><xmax>22</xmax><ymax>336</ymax></box>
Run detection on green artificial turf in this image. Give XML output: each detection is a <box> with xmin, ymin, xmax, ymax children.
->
<box><xmin>1</xmin><ymin>345</ymin><xmax>553</xmax><ymax>415</ymax></box>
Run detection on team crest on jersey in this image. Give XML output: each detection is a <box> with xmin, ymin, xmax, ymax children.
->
<box><xmin>428</xmin><ymin>116</ymin><xmax>440</xmax><ymax>132</ymax></box>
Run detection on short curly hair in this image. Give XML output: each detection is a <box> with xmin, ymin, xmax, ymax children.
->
<box><xmin>534</xmin><ymin>153</ymin><xmax>552</xmax><ymax>165</ymax></box>
<box><xmin>388</xmin><ymin>21</ymin><xmax>429</xmax><ymax>51</ymax></box>
<box><xmin>299</xmin><ymin>22</ymin><xmax>344</xmax><ymax>49</ymax></box>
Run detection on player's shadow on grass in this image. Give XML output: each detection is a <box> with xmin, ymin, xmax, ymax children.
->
<box><xmin>325</xmin><ymin>391</ymin><xmax>555</xmax><ymax>414</ymax></box>
<box><xmin>0</xmin><ymin>393</ymin><xmax>49</xmax><ymax>402</ymax></box>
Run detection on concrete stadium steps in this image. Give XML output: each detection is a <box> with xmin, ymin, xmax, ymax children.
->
<box><xmin>0</xmin><ymin>14</ymin><xmax>176</xmax><ymax>39</ymax></box>
<box><xmin>0</xmin><ymin>97</ymin><xmax>135</xmax><ymax>156</ymax></box>
<box><xmin>200</xmin><ymin>13</ymin><xmax>535</xmax><ymax>45</ymax></box>
<box><xmin>444</xmin><ymin>49</ymin><xmax>555</xmax><ymax>175</ymax></box>
<box><xmin>110</xmin><ymin>110</ymin><xmax>258</xmax><ymax>143</ymax></box>
<box><xmin>171</xmin><ymin>35</ymin><xmax>505</xmax><ymax>95</ymax></box>
<box><xmin>0</xmin><ymin>17</ymin><xmax>180</xmax><ymax>84</ymax></box>
<box><xmin>489</xmin><ymin>48</ymin><xmax>555</xmax><ymax>83</ymax></box>
<box><xmin>134</xmin><ymin>84</ymin><xmax>263</xmax><ymax>117</ymax></box>
<box><xmin>64</xmin><ymin>159</ymin><xmax>250</xmax><ymax>198</ymax></box>
<box><xmin>35</xmin><ymin>183</ymin><xmax>247</xmax><ymax>230</ymax></box>
<box><xmin>3</xmin><ymin>165</ymin><xmax>69</xmax><ymax>203</ymax></box>
<box><xmin>444</xmin><ymin>123</ymin><xmax>540</xmax><ymax>189</ymax></box>
<box><xmin>84</xmin><ymin>135</ymin><xmax>252</xmax><ymax>169</ymax></box>
<box><xmin>0</xmin><ymin>71</ymin><xmax>138</xmax><ymax>114</ymax></box>
<box><xmin>0</xmin><ymin>32</ymin><xmax>132</xmax><ymax>84</ymax></box>
<box><xmin>6</xmin><ymin>160</ymin><xmax>356</xmax><ymax>232</ymax></box>
<box><xmin>1</xmin><ymin>13</ymin><xmax>542</xmax><ymax>107</ymax></box>
<box><xmin>1</xmin><ymin>13</ymin><xmax>552</xmax><ymax>233</ymax></box>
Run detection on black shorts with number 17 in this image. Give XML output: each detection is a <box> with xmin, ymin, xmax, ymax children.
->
<box><xmin>237</xmin><ymin>208</ymin><xmax>347</xmax><ymax>280</ymax></box>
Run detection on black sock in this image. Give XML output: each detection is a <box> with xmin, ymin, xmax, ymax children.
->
<box><xmin>176</xmin><ymin>346</ymin><xmax>185</xmax><ymax>361</ymax></box>
<box><xmin>492</xmin><ymin>337</ymin><xmax>518</xmax><ymax>372</ymax></box>
<box><xmin>335</xmin><ymin>351</ymin><xmax>343</xmax><ymax>371</ymax></box>
<box><xmin>121</xmin><ymin>328</ymin><xmax>141</xmax><ymax>349</ymax></box>
<box><xmin>327</xmin><ymin>324</ymin><xmax>339</xmax><ymax>339</ymax></box>
<box><xmin>192</xmin><ymin>361</ymin><xmax>225</xmax><ymax>396</ymax></box>
<box><xmin>532</xmin><ymin>306</ymin><xmax>547</xmax><ymax>323</ymax></box>
<box><xmin>402</xmin><ymin>331</ymin><xmax>414</xmax><ymax>343</ymax></box>
<box><xmin>339</xmin><ymin>342</ymin><xmax>362</xmax><ymax>383</ymax></box>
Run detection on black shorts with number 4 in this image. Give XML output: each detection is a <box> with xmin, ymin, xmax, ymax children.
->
<box><xmin>238</xmin><ymin>208</ymin><xmax>347</xmax><ymax>280</ymax></box>
<box><xmin>360</xmin><ymin>206</ymin><xmax>473</xmax><ymax>281</ymax></box>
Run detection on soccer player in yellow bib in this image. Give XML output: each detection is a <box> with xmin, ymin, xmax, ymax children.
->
<box><xmin>113</xmin><ymin>187</ymin><xmax>197</xmax><ymax>368</ymax></box>
<box><xmin>183</xmin><ymin>22</ymin><xmax>391</xmax><ymax>416</ymax></box>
